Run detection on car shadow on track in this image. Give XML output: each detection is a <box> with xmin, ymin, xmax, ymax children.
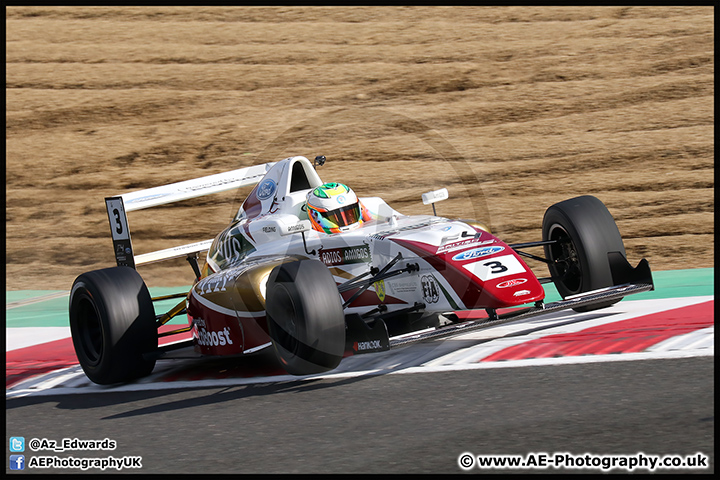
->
<box><xmin>6</xmin><ymin>374</ymin><xmax>376</xmax><ymax>419</ymax></box>
<box><xmin>6</xmin><ymin>310</ymin><xmax>619</xmax><ymax>417</ymax></box>
<box><xmin>5</xmin><ymin>348</ymin><xmax>381</xmax><ymax>418</ymax></box>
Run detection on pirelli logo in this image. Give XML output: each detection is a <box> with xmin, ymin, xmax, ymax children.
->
<box><xmin>319</xmin><ymin>245</ymin><xmax>371</xmax><ymax>266</ymax></box>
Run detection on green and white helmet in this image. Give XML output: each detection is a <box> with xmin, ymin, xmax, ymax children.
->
<box><xmin>306</xmin><ymin>183</ymin><xmax>369</xmax><ymax>234</ymax></box>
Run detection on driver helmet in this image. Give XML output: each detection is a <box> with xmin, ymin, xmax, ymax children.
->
<box><xmin>306</xmin><ymin>182</ymin><xmax>370</xmax><ymax>234</ymax></box>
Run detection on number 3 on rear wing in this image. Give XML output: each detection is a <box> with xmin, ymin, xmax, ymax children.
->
<box><xmin>106</xmin><ymin>197</ymin><xmax>136</xmax><ymax>268</ymax></box>
<box><xmin>104</xmin><ymin>162</ymin><xmax>275</xmax><ymax>269</ymax></box>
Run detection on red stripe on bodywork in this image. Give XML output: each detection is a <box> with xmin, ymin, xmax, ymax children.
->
<box><xmin>481</xmin><ymin>300</ymin><xmax>714</xmax><ymax>362</ymax></box>
<box><xmin>239</xmin><ymin>186</ymin><xmax>263</xmax><ymax>220</ymax></box>
<box><xmin>392</xmin><ymin>238</ymin><xmax>477</xmax><ymax>308</ymax></box>
<box><xmin>392</xmin><ymin>237</ymin><xmax>544</xmax><ymax>309</ymax></box>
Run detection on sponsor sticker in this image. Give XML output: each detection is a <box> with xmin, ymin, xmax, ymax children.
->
<box><xmin>421</xmin><ymin>275</ymin><xmax>440</xmax><ymax>304</ymax></box>
<box><xmin>462</xmin><ymin>254</ymin><xmax>526</xmax><ymax>281</ymax></box>
<box><xmin>387</xmin><ymin>280</ymin><xmax>418</xmax><ymax>295</ymax></box>
<box><xmin>256</xmin><ymin>179</ymin><xmax>277</xmax><ymax>200</ymax></box>
<box><xmin>353</xmin><ymin>340</ymin><xmax>384</xmax><ymax>352</ymax></box>
<box><xmin>437</xmin><ymin>238</ymin><xmax>494</xmax><ymax>254</ymax></box>
<box><xmin>497</xmin><ymin>278</ymin><xmax>528</xmax><ymax>288</ymax></box>
<box><xmin>286</xmin><ymin>222</ymin><xmax>308</xmax><ymax>233</ymax></box>
<box><xmin>195</xmin><ymin>326</ymin><xmax>234</xmax><ymax>347</ymax></box>
<box><xmin>452</xmin><ymin>246</ymin><xmax>504</xmax><ymax>262</ymax></box>
<box><xmin>374</xmin><ymin>280</ymin><xmax>386</xmax><ymax>302</ymax></box>
<box><xmin>320</xmin><ymin>245</ymin><xmax>372</xmax><ymax>266</ymax></box>
<box><xmin>196</xmin><ymin>269</ymin><xmax>237</xmax><ymax>295</ymax></box>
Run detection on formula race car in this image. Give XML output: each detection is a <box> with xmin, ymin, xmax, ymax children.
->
<box><xmin>69</xmin><ymin>155</ymin><xmax>654</xmax><ymax>384</ymax></box>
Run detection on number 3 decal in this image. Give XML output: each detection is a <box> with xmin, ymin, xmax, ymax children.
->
<box><xmin>462</xmin><ymin>254</ymin><xmax>526</xmax><ymax>281</ymax></box>
<box><xmin>483</xmin><ymin>260</ymin><xmax>508</xmax><ymax>274</ymax></box>
<box><xmin>106</xmin><ymin>198</ymin><xmax>130</xmax><ymax>241</ymax></box>
<box><xmin>113</xmin><ymin>208</ymin><xmax>123</xmax><ymax>235</ymax></box>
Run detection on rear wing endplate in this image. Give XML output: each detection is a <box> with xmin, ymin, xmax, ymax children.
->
<box><xmin>105</xmin><ymin>162</ymin><xmax>275</xmax><ymax>268</ymax></box>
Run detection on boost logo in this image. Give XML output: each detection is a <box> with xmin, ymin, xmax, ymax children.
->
<box><xmin>196</xmin><ymin>326</ymin><xmax>234</xmax><ymax>347</ymax></box>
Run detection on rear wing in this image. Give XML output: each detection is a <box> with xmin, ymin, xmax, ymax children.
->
<box><xmin>105</xmin><ymin>162</ymin><xmax>275</xmax><ymax>269</ymax></box>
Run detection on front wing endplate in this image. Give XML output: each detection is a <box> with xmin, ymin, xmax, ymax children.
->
<box><xmin>389</xmin><ymin>280</ymin><xmax>654</xmax><ymax>348</ymax></box>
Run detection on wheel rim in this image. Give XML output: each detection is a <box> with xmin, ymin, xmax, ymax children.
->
<box><xmin>76</xmin><ymin>296</ymin><xmax>104</xmax><ymax>366</ymax></box>
<box><xmin>548</xmin><ymin>224</ymin><xmax>583</xmax><ymax>295</ymax></box>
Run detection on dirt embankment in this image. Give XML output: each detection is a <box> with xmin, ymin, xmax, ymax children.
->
<box><xmin>6</xmin><ymin>6</ymin><xmax>714</xmax><ymax>290</ymax></box>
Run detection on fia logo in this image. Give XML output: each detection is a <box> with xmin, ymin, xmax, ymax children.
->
<box><xmin>421</xmin><ymin>275</ymin><xmax>440</xmax><ymax>304</ymax></box>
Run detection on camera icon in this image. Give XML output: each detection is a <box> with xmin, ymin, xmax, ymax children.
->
<box><xmin>9</xmin><ymin>437</ymin><xmax>25</xmax><ymax>453</ymax></box>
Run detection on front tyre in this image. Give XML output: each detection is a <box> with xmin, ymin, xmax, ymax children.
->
<box><xmin>265</xmin><ymin>259</ymin><xmax>346</xmax><ymax>375</ymax></box>
<box><xmin>69</xmin><ymin>267</ymin><xmax>157</xmax><ymax>384</ymax></box>
<box><xmin>542</xmin><ymin>195</ymin><xmax>626</xmax><ymax>312</ymax></box>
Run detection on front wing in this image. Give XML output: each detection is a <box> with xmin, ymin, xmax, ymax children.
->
<box><xmin>351</xmin><ymin>257</ymin><xmax>654</xmax><ymax>352</ymax></box>
<box><xmin>389</xmin><ymin>277</ymin><xmax>653</xmax><ymax>348</ymax></box>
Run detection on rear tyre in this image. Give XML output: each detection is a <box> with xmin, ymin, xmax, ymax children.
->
<box><xmin>69</xmin><ymin>267</ymin><xmax>157</xmax><ymax>384</ymax></box>
<box><xmin>265</xmin><ymin>259</ymin><xmax>346</xmax><ymax>375</ymax></box>
<box><xmin>542</xmin><ymin>195</ymin><xmax>626</xmax><ymax>312</ymax></box>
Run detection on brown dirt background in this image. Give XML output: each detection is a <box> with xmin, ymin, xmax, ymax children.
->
<box><xmin>6</xmin><ymin>6</ymin><xmax>714</xmax><ymax>291</ymax></box>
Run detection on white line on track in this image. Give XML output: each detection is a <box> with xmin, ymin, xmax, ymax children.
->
<box><xmin>6</xmin><ymin>327</ymin><xmax>71</xmax><ymax>351</ymax></box>
<box><xmin>6</xmin><ymin>345</ymin><xmax>714</xmax><ymax>400</ymax></box>
<box><xmin>6</xmin><ymin>296</ymin><xmax>713</xmax><ymax>399</ymax></box>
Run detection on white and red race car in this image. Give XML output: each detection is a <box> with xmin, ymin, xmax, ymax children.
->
<box><xmin>69</xmin><ymin>155</ymin><xmax>653</xmax><ymax>384</ymax></box>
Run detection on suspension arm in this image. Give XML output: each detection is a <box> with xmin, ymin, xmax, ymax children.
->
<box><xmin>509</xmin><ymin>239</ymin><xmax>564</xmax><ymax>265</ymax></box>
<box><xmin>340</xmin><ymin>253</ymin><xmax>420</xmax><ymax>309</ymax></box>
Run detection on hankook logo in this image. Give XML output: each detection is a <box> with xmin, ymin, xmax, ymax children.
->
<box><xmin>354</xmin><ymin>340</ymin><xmax>382</xmax><ymax>351</ymax></box>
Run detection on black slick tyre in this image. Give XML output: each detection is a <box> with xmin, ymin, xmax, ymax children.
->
<box><xmin>69</xmin><ymin>266</ymin><xmax>157</xmax><ymax>384</ymax></box>
<box><xmin>542</xmin><ymin>195</ymin><xmax>626</xmax><ymax>312</ymax></box>
<box><xmin>265</xmin><ymin>259</ymin><xmax>346</xmax><ymax>375</ymax></box>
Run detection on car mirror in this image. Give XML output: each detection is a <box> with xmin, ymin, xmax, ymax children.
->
<box><xmin>422</xmin><ymin>188</ymin><xmax>449</xmax><ymax>205</ymax></box>
<box><xmin>422</xmin><ymin>188</ymin><xmax>449</xmax><ymax>216</ymax></box>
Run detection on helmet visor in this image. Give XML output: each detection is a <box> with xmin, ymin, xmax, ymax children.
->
<box><xmin>322</xmin><ymin>203</ymin><xmax>361</xmax><ymax>228</ymax></box>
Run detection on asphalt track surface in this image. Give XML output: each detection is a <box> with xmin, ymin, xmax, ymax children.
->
<box><xmin>6</xmin><ymin>269</ymin><xmax>714</xmax><ymax>474</ymax></box>
<box><xmin>6</xmin><ymin>355</ymin><xmax>713</xmax><ymax>474</ymax></box>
